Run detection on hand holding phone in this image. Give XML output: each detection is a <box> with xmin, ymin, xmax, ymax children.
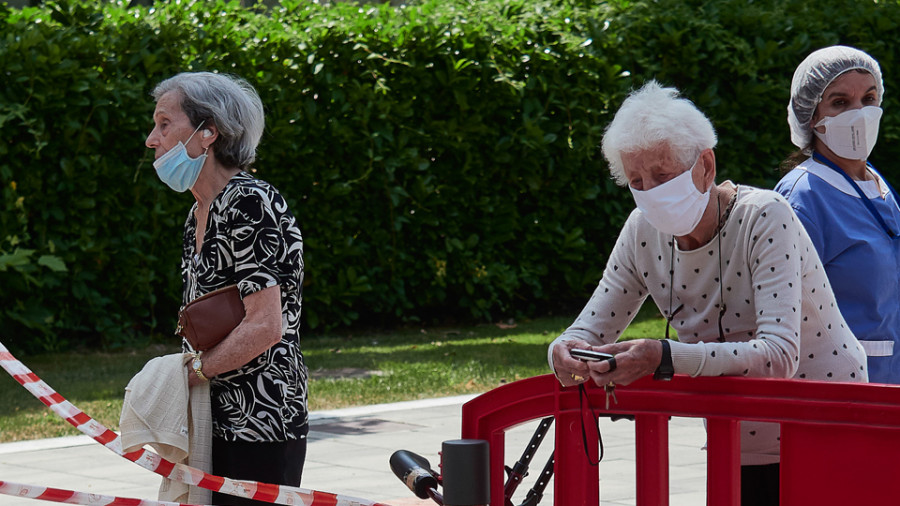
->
<box><xmin>570</xmin><ymin>348</ymin><xmax>615</xmax><ymax>362</ymax></box>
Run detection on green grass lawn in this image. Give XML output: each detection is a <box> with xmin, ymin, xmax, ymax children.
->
<box><xmin>0</xmin><ymin>304</ymin><xmax>667</xmax><ymax>443</ymax></box>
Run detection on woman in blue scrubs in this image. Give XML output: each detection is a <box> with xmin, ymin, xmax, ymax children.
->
<box><xmin>776</xmin><ymin>45</ymin><xmax>900</xmax><ymax>383</ymax></box>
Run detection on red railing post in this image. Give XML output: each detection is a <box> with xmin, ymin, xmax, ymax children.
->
<box><xmin>634</xmin><ymin>414</ymin><xmax>668</xmax><ymax>506</ymax></box>
<box><xmin>460</xmin><ymin>402</ymin><xmax>507</xmax><ymax>506</ymax></box>
<box><xmin>488</xmin><ymin>431</ymin><xmax>506</xmax><ymax>506</ymax></box>
<box><xmin>553</xmin><ymin>408</ymin><xmax>600</xmax><ymax>505</ymax></box>
<box><xmin>706</xmin><ymin>418</ymin><xmax>740</xmax><ymax>505</ymax></box>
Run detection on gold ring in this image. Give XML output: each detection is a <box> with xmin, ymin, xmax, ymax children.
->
<box><xmin>572</xmin><ymin>374</ymin><xmax>585</xmax><ymax>382</ymax></box>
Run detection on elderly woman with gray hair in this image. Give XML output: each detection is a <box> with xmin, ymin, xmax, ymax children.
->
<box><xmin>776</xmin><ymin>45</ymin><xmax>900</xmax><ymax>385</ymax></box>
<box><xmin>548</xmin><ymin>81</ymin><xmax>867</xmax><ymax>505</ymax></box>
<box><xmin>145</xmin><ymin>72</ymin><xmax>307</xmax><ymax>506</ymax></box>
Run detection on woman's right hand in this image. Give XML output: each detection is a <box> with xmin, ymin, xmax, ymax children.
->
<box><xmin>551</xmin><ymin>339</ymin><xmax>595</xmax><ymax>387</ymax></box>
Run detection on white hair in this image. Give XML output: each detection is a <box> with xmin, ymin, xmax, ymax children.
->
<box><xmin>601</xmin><ymin>81</ymin><xmax>718</xmax><ymax>186</ymax></box>
<box><xmin>152</xmin><ymin>72</ymin><xmax>265</xmax><ymax>170</ymax></box>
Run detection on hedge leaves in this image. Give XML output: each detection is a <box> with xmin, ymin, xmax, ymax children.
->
<box><xmin>2</xmin><ymin>0</ymin><xmax>899</xmax><ymax>353</ymax></box>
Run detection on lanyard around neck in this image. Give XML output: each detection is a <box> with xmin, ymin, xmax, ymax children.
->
<box><xmin>811</xmin><ymin>152</ymin><xmax>900</xmax><ymax>239</ymax></box>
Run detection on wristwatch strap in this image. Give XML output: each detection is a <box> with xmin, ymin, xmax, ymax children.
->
<box><xmin>191</xmin><ymin>352</ymin><xmax>209</xmax><ymax>382</ymax></box>
<box><xmin>653</xmin><ymin>339</ymin><xmax>674</xmax><ymax>381</ymax></box>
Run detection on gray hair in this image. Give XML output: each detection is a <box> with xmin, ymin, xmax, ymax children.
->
<box><xmin>601</xmin><ymin>81</ymin><xmax>717</xmax><ymax>186</ymax></box>
<box><xmin>152</xmin><ymin>72</ymin><xmax>265</xmax><ymax>170</ymax></box>
<box><xmin>788</xmin><ymin>45</ymin><xmax>883</xmax><ymax>153</ymax></box>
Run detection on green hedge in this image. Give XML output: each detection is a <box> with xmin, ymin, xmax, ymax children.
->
<box><xmin>1</xmin><ymin>0</ymin><xmax>899</xmax><ymax>353</ymax></box>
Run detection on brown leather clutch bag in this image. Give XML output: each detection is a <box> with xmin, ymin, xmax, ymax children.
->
<box><xmin>176</xmin><ymin>284</ymin><xmax>245</xmax><ymax>352</ymax></box>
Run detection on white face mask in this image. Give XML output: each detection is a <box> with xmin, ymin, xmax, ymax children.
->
<box><xmin>629</xmin><ymin>157</ymin><xmax>710</xmax><ymax>236</ymax></box>
<box><xmin>813</xmin><ymin>106</ymin><xmax>882</xmax><ymax>161</ymax></box>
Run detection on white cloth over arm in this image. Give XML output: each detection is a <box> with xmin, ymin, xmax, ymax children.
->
<box><xmin>119</xmin><ymin>353</ymin><xmax>212</xmax><ymax>504</ymax></box>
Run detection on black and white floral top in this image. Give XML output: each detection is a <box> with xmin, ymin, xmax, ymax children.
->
<box><xmin>180</xmin><ymin>171</ymin><xmax>307</xmax><ymax>442</ymax></box>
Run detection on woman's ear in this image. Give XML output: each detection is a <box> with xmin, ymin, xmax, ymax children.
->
<box><xmin>698</xmin><ymin>148</ymin><xmax>717</xmax><ymax>189</ymax></box>
<box><xmin>200</xmin><ymin>126</ymin><xmax>218</xmax><ymax>149</ymax></box>
<box><xmin>810</xmin><ymin>108</ymin><xmax>825</xmax><ymax>134</ymax></box>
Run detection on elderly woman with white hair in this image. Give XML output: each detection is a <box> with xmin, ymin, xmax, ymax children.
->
<box><xmin>145</xmin><ymin>72</ymin><xmax>307</xmax><ymax>506</ymax></box>
<box><xmin>775</xmin><ymin>45</ymin><xmax>900</xmax><ymax>385</ymax></box>
<box><xmin>548</xmin><ymin>81</ymin><xmax>867</xmax><ymax>505</ymax></box>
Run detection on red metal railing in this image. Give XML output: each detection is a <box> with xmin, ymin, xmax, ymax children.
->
<box><xmin>460</xmin><ymin>374</ymin><xmax>900</xmax><ymax>505</ymax></box>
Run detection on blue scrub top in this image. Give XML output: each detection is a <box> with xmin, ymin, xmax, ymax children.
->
<box><xmin>776</xmin><ymin>157</ymin><xmax>900</xmax><ymax>384</ymax></box>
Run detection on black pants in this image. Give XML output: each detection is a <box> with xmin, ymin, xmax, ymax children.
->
<box><xmin>211</xmin><ymin>432</ymin><xmax>308</xmax><ymax>506</ymax></box>
<box><xmin>741</xmin><ymin>463</ymin><xmax>780</xmax><ymax>506</ymax></box>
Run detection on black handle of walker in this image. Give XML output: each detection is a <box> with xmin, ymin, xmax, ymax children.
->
<box><xmin>390</xmin><ymin>449</ymin><xmax>440</xmax><ymax>500</ymax></box>
<box><xmin>503</xmin><ymin>416</ymin><xmax>554</xmax><ymax>505</ymax></box>
<box><xmin>518</xmin><ymin>453</ymin><xmax>555</xmax><ymax>506</ymax></box>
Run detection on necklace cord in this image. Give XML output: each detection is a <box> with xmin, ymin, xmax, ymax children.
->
<box><xmin>716</xmin><ymin>194</ymin><xmax>727</xmax><ymax>342</ymax></box>
<box><xmin>667</xmin><ymin>187</ymin><xmax>730</xmax><ymax>342</ymax></box>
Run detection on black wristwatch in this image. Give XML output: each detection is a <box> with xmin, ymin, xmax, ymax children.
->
<box><xmin>653</xmin><ymin>339</ymin><xmax>674</xmax><ymax>381</ymax></box>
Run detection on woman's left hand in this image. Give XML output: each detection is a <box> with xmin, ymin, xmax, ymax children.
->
<box><xmin>187</xmin><ymin>364</ymin><xmax>206</xmax><ymax>387</ymax></box>
<box><xmin>185</xmin><ymin>285</ymin><xmax>283</xmax><ymax>386</ymax></box>
<box><xmin>586</xmin><ymin>339</ymin><xmax>664</xmax><ymax>386</ymax></box>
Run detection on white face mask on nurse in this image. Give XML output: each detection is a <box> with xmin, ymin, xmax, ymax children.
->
<box><xmin>813</xmin><ymin>106</ymin><xmax>882</xmax><ymax>161</ymax></box>
<box><xmin>811</xmin><ymin>69</ymin><xmax>882</xmax><ymax>162</ymax></box>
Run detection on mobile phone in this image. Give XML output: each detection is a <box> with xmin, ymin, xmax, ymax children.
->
<box><xmin>570</xmin><ymin>349</ymin><xmax>614</xmax><ymax>362</ymax></box>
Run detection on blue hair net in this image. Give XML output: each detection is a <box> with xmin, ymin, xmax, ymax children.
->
<box><xmin>788</xmin><ymin>45</ymin><xmax>884</xmax><ymax>150</ymax></box>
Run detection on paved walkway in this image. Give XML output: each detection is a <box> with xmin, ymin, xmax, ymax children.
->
<box><xmin>0</xmin><ymin>395</ymin><xmax>708</xmax><ymax>505</ymax></box>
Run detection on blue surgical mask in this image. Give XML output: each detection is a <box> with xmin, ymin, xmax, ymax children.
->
<box><xmin>153</xmin><ymin>122</ymin><xmax>207</xmax><ymax>192</ymax></box>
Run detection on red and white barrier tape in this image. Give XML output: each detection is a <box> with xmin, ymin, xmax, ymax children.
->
<box><xmin>0</xmin><ymin>342</ymin><xmax>390</xmax><ymax>506</ymax></box>
<box><xmin>0</xmin><ymin>479</ymin><xmax>189</xmax><ymax>505</ymax></box>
